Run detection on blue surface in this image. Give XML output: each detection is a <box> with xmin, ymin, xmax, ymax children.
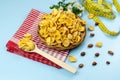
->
<box><xmin>0</xmin><ymin>0</ymin><xmax>120</xmax><ymax>80</ymax></box>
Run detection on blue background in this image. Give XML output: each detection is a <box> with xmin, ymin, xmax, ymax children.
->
<box><xmin>0</xmin><ymin>0</ymin><xmax>120</xmax><ymax>80</ymax></box>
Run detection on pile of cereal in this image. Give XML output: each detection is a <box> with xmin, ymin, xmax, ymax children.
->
<box><xmin>38</xmin><ymin>9</ymin><xmax>86</xmax><ymax>50</ymax></box>
<box><xmin>18</xmin><ymin>33</ymin><xmax>35</xmax><ymax>51</ymax></box>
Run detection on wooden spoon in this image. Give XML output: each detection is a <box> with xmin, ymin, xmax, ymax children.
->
<box><xmin>24</xmin><ymin>44</ymin><xmax>77</xmax><ymax>74</ymax></box>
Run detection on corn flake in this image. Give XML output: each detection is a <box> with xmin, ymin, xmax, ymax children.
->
<box><xmin>68</xmin><ymin>55</ymin><xmax>77</xmax><ymax>62</ymax></box>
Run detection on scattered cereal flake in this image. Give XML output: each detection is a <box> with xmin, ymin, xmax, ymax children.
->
<box><xmin>88</xmin><ymin>13</ymin><xmax>94</xmax><ymax>19</ymax></box>
<box><xmin>68</xmin><ymin>55</ymin><xmax>77</xmax><ymax>62</ymax></box>
<box><xmin>96</xmin><ymin>42</ymin><xmax>102</xmax><ymax>48</ymax></box>
<box><xmin>88</xmin><ymin>26</ymin><xmax>94</xmax><ymax>31</ymax></box>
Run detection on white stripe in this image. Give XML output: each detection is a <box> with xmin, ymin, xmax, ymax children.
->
<box><xmin>10</xmin><ymin>37</ymin><xmax>19</xmax><ymax>44</ymax></box>
<box><xmin>27</xmin><ymin>13</ymin><xmax>42</xmax><ymax>35</ymax></box>
<box><xmin>48</xmin><ymin>50</ymin><xmax>53</xmax><ymax>55</ymax></box>
<box><xmin>56</xmin><ymin>54</ymin><xmax>62</xmax><ymax>60</ymax></box>
<box><xmin>52</xmin><ymin>52</ymin><xmax>57</xmax><ymax>57</ymax></box>
<box><xmin>44</xmin><ymin>49</ymin><xmax>48</xmax><ymax>53</ymax></box>
<box><xmin>60</xmin><ymin>56</ymin><xmax>66</xmax><ymax>62</ymax></box>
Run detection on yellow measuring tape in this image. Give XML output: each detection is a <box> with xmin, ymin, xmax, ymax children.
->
<box><xmin>113</xmin><ymin>0</ymin><xmax>120</xmax><ymax>12</ymax></box>
<box><xmin>82</xmin><ymin>0</ymin><xmax>120</xmax><ymax>36</ymax></box>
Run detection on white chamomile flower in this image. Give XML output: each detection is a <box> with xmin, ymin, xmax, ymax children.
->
<box><xmin>80</xmin><ymin>7</ymin><xmax>84</xmax><ymax>11</ymax></box>
<box><xmin>67</xmin><ymin>4</ymin><xmax>72</xmax><ymax>12</ymax></box>
<box><xmin>68</xmin><ymin>9</ymin><xmax>72</xmax><ymax>12</ymax></box>
<box><xmin>59</xmin><ymin>6</ymin><xmax>63</xmax><ymax>10</ymax></box>
<box><xmin>78</xmin><ymin>13</ymin><xmax>82</xmax><ymax>17</ymax></box>
<box><xmin>68</xmin><ymin>4</ymin><xmax>72</xmax><ymax>8</ymax></box>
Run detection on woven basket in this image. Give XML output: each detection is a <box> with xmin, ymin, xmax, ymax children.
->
<box><xmin>38</xmin><ymin>12</ymin><xmax>86</xmax><ymax>50</ymax></box>
<box><xmin>38</xmin><ymin>28</ymin><xmax>86</xmax><ymax>50</ymax></box>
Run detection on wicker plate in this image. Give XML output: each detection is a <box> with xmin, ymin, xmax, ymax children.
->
<box><xmin>38</xmin><ymin>26</ymin><xmax>86</xmax><ymax>50</ymax></box>
<box><xmin>38</xmin><ymin>12</ymin><xmax>86</xmax><ymax>50</ymax></box>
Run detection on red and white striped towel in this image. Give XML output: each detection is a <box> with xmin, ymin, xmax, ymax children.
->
<box><xmin>6</xmin><ymin>9</ymin><xmax>69</xmax><ymax>69</ymax></box>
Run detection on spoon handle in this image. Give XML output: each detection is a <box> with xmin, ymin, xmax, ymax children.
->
<box><xmin>34</xmin><ymin>47</ymin><xmax>77</xmax><ymax>74</ymax></box>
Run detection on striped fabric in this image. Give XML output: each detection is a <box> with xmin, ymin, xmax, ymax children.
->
<box><xmin>6</xmin><ymin>9</ymin><xmax>69</xmax><ymax>69</ymax></box>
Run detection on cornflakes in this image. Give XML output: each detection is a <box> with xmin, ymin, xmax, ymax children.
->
<box><xmin>96</xmin><ymin>42</ymin><xmax>103</xmax><ymax>48</ymax></box>
<box><xmin>18</xmin><ymin>33</ymin><xmax>35</xmax><ymax>51</ymax></box>
<box><xmin>88</xmin><ymin>26</ymin><xmax>94</xmax><ymax>31</ymax></box>
<box><xmin>38</xmin><ymin>9</ymin><xmax>86</xmax><ymax>50</ymax></box>
<box><xmin>68</xmin><ymin>55</ymin><xmax>77</xmax><ymax>62</ymax></box>
<box><xmin>88</xmin><ymin>13</ymin><xmax>94</xmax><ymax>19</ymax></box>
